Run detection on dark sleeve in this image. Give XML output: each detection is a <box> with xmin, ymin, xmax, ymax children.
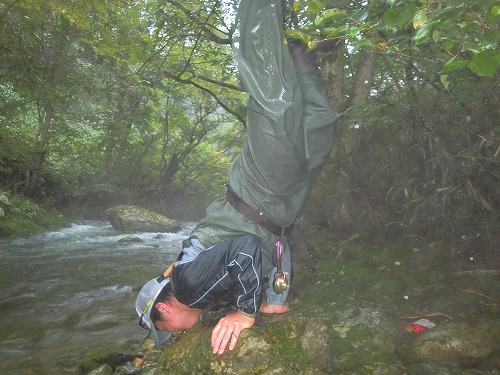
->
<box><xmin>171</xmin><ymin>234</ymin><xmax>263</xmax><ymax>316</ymax></box>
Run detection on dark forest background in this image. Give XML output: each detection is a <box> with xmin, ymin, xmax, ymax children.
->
<box><xmin>1</xmin><ymin>0</ymin><xmax>499</xmax><ymax>244</ymax></box>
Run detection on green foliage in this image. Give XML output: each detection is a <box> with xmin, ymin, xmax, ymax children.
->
<box><xmin>0</xmin><ymin>84</ymin><xmax>38</xmax><ymax>179</ymax></box>
<box><xmin>295</xmin><ymin>0</ymin><xmax>500</xmax><ymax>77</ymax></box>
<box><xmin>293</xmin><ymin>0</ymin><xmax>500</xmax><ymax>242</ymax></box>
<box><xmin>311</xmin><ymin>68</ymin><xmax>499</xmax><ymax>240</ymax></box>
<box><xmin>0</xmin><ymin>0</ymin><xmax>498</xmax><ymax>241</ymax></box>
<box><xmin>0</xmin><ymin>0</ymin><xmax>244</xmax><ymax>219</ymax></box>
<box><xmin>0</xmin><ymin>193</ymin><xmax>67</xmax><ymax>237</ymax></box>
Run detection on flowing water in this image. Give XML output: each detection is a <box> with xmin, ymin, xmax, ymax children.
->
<box><xmin>0</xmin><ymin>221</ymin><xmax>194</xmax><ymax>374</ymax></box>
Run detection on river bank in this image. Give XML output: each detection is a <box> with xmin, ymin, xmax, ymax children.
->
<box><xmin>0</xmin><ymin>192</ymin><xmax>74</xmax><ymax>238</ymax></box>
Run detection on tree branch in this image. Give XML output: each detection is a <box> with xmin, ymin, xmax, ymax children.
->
<box><xmin>163</xmin><ymin>71</ymin><xmax>246</xmax><ymax>126</ymax></box>
<box><xmin>166</xmin><ymin>0</ymin><xmax>233</xmax><ymax>45</ymax></box>
<box><xmin>196</xmin><ymin>74</ymin><xmax>242</xmax><ymax>92</ymax></box>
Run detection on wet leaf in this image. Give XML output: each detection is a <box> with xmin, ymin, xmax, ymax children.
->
<box><xmin>440</xmin><ymin>58</ymin><xmax>469</xmax><ymax>74</ymax></box>
<box><xmin>314</xmin><ymin>8</ymin><xmax>346</xmax><ymax>27</ymax></box>
<box><xmin>383</xmin><ymin>6</ymin><xmax>416</xmax><ymax>27</ymax></box>
<box><xmin>491</xmin><ymin>5</ymin><xmax>500</xmax><ymax>17</ymax></box>
<box><xmin>324</xmin><ymin>27</ymin><xmax>344</xmax><ymax>38</ymax></box>
<box><xmin>413</xmin><ymin>9</ymin><xmax>427</xmax><ymax>29</ymax></box>
<box><xmin>469</xmin><ymin>50</ymin><xmax>500</xmax><ymax>77</ymax></box>
<box><xmin>286</xmin><ymin>30</ymin><xmax>309</xmax><ymax>43</ymax></box>
<box><xmin>307</xmin><ymin>0</ymin><xmax>323</xmax><ymax>14</ymax></box>
<box><xmin>413</xmin><ymin>23</ymin><xmax>430</xmax><ymax>44</ymax></box>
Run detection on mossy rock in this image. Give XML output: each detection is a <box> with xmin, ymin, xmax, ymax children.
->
<box><xmin>398</xmin><ymin>316</ymin><xmax>500</xmax><ymax>368</ymax></box>
<box><xmin>105</xmin><ymin>205</ymin><xmax>180</xmax><ymax>233</ymax></box>
<box><xmin>149</xmin><ymin>302</ymin><xmax>401</xmax><ymax>375</ymax></box>
<box><xmin>77</xmin><ymin>346</ymin><xmax>136</xmax><ymax>374</ymax></box>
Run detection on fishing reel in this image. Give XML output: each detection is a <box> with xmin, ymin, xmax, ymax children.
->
<box><xmin>272</xmin><ymin>239</ymin><xmax>289</xmax><ymax>294</ymax></box>
<box><xmin>273</xmin><ymin>271</ymin><xmax>288</xmax><ymax>294</ymax></box>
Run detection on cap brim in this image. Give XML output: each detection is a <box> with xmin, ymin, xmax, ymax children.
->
<box><xmin>151</xmin><ymin>325</ymin><xmax>173</xmax><ymax>347</ymax></box>
<box><xmin>136</xmin><ymin>277</ymin><xmax>173</xmax><ymax>347</ymax></box>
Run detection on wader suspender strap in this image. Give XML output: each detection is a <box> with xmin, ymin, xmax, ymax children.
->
<box><xmin>225</xmin><ymin>187</ymin><xmax>316</xmax><ymax>272</ymax></box>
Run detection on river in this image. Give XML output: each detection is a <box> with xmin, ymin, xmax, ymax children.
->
<box><xmin>0</xmin><ymin>221</ymin><xmax>194</xmax><ymax>374</ymax></box>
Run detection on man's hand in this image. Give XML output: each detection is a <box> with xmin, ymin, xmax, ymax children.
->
<box><xmin>211</xmin><ymin>311</ymin><xmax>255</xmax><ymax>355</ymax></box>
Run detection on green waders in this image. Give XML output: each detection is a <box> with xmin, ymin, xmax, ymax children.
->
<box><xmin>191</xmin><ymin>0</ymin><xmax>337</xmax><ymax>304</ymax></box>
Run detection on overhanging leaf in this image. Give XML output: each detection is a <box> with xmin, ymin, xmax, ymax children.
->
<box><xmin>306</xmin><ymin>0</ymin><xmax>323</xmax><ymax>15</ymax></box>
<box><xmin>440</xmin><ymin>58</ymin><xmax>469</xmax><ymax>74</ymax></box>
<box><xmin>286</xmin><ymin>30</ymin><xmax>309</xmax><ymax>43</ymax></box>
<box><xmin>383</xmin><ymin>6</ymin><xmax>417</xmax><ymax>27</ymax></box>
<box><xmin>324</xmin><ymin>27</ymin><xmax>345</xmax><ymax>39</ymax></box>
<box><xmin>413</xmin><ymin>9</ymin><xmax>427</xmax><ymax>29</ymax></box>
<box><xmin>440</xmin><ymin>74</ymin><xmax>449</xmax><ymax>89</ymax></box>
<box><xmin>352</xmin><ymin>9</ymin><xmax>369</xmax><ymax>23</ymax></box>
<box><xmin>491</xmin><ymin>5</ymin><xmax>500</xmax><ymax>17</ymax></box>
<box><xmin>413</xmin><ymin>23</ymin><xmax>430</xmax><ymax>44</ymax></box>
<box><xmin>314</xmin><ymin>8</ymin><xmax>346</xmax><ymax>27</ymax></box>
<box><xmin>469</xmin><ymin>50</ymin><xmax>500</xmax><ymax>76</ymax></box>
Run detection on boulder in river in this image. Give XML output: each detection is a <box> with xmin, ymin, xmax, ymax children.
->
<box><xmin>105</xmin><ymin>205</ymin><xmax>181</xmax><ymax>233</ymax></box>
<box><xmin>117</xmin><ymin>236</ymin><xmax>144</xmax><ymax>243</ymax></box>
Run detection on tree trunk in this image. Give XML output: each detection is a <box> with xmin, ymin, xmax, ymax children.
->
<box><xmin>310</xmin><ymin>49</ymin><xmax>376</xmax><ymax>232</ymax></box>
<box><xmin>28</xmin><ymin>103</ymin><xmax>54</xmax><ymax>195</ymax></box>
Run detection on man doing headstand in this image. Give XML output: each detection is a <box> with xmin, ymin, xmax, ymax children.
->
<box><xmin>136</xmin><ymin>0</ymin><xmax>337</xmax><ymax>355</ymax></box>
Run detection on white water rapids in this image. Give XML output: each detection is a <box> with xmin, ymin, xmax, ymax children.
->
<box><xmin>0</xmin><ymin>221</ymin><xmax>194</xmax><ymax>374</ymax></box>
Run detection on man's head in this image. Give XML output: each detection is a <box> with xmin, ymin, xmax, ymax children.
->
<box><xmin>135</xmin><ymin>277</ymin><xmax>173</xmax><ymax>347</ymax></box>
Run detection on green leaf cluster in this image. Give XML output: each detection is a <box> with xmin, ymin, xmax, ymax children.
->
<box><xmin>293</xmin><ymin>0</ymin><xmax>500</xmax><ymax>77</ymax></box>
<box><xmin>0</xmin><ymin>0</ymin><xmax>245</xmax><ymax>220</ymax></box>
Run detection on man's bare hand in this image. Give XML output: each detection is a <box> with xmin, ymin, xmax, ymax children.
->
<box><xmin>211</xmin><ymin>311</ymin><xmax>255</xmax><ymax>355</ymax></box>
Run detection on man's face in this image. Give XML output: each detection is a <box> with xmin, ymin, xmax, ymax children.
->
<box><xmin>154</xmin><ymin>302</ymin><xmax>191</xmax><ymax>334</ymax></box>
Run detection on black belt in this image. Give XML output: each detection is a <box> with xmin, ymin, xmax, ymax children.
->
<box><xmin>225</xmin><ymin>187</ymin><xmax>316</xmax><ymax>272</ymax></box>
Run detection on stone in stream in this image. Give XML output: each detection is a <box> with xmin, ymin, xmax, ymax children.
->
<box><xmin>106</xmin><ymin>205</ymin><xmax>180</xmax><ymax>233</ymax></box>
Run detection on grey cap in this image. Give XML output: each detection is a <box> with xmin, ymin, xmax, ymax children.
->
<box><xmin>136</xmin><ymin>277</ymin><xmax>172</xmax><ymax>347</ymax></box>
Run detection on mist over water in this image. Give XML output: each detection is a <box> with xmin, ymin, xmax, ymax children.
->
<box><xmin>0</xmin><ymin>221</ymin><xmax>194</xmax><ymax>374</ymax></box>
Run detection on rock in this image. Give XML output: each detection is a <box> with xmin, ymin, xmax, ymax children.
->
<box><xmin>117</xmin><ymin>236</ymin><xmax>144</xmax><ymax>243</ymax></box>
<box><xmin>117</xmin><ymin>361</ymin><xmax>142</xmax><ymax>374</ymax></box>
<box><xmin>149</xmin><ymin>307</ymin><xmax>404</xmax><ymax>375</ymax></box>
<box><xmin>87</xmin><ymin>364</ymin><xmax>113</xmax><ymax>375</ymax></box>
<box><xmin>0</xmin><ymin>192</ymin><xmax>10</xmax><ymax>218</ymax></box>
<box><xmin>105</xmin><ymin>205</ymin><xmax>180</xmax><ymax>233</ymax></box>
<box><xmin>397</xmin><ymin>316</ymin><xmax>500</xmax><ymax>368</ymax></box>
<box><xmin>78</xmin><ymin>347</ymin><xmax>137</xmax><ymax>374</ymax></box>
<box><xmin>300</xmin><ymin>318</ymin><xmax>332</xmax><ymax>369</ymax></box>
<box><xmin>0</xmin><ymin>192</ymin><xmax>10</xmax><ymax>206</ymax></box>
<box><xmin>405</xmin><ymin>362</ymin><xmax>491</xmax><ymax>375</ymax></box>
<box><xmin>140</xmin><ymin>368</ymin><xmax>160</xmax><ymax>375</ymax></box>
